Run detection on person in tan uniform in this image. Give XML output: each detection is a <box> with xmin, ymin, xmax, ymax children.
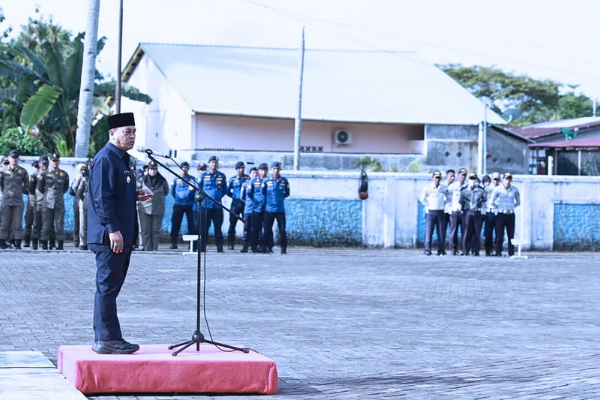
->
<box><xmin>38</xmin><ymin>153</ymin><xmax>70</xmax><ymax>250</ymax></box>
<box><xmin>0</xmin><ymin>150</ymin><xmax>29</xmax><ymax>249</ymax></box>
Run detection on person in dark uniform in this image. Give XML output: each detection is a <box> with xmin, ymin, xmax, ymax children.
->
<box><xmin>39</xmin><ymin>153</ymin><xmax>70</xmax><ymax>250</ymax></box>
<box><xmin>88</xmin><ymin>112</ymin><xmax>152</xmax><ymax>354</ymax></box>
<box><xmin>262</xmin><ymin>161</ymin><xmax>290</xmax><ymax>254</ymax></box>
<box><xmin>198</xmin><ymin>156</ymin><xmax>227</xmax><ymax>252</ymax></box>
<box><xmin>23</xmin><ymin>160</ymin><xmax>40</xmax><ymax>247</ymax></box>
<box><xmin>30</xmin><ymin>156</ymin><xmax>49</xmax><ymax>250</ymax></box>
<box><xmin>0</xmin><ymin>150</ymin><xmax>29</xmax><ymax>249</ymax></box>
<box><xmin>459</xmin><ymin>173</ymin><xmax>486</xmax><ymax>256</ymax></box>
<box><xmin>225</xmin><ymin>161</ymin><xmax>248</xmax><ymax>250</ymax></box>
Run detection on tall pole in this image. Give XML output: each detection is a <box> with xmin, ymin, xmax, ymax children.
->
<box><xmin>115</xmin><ymin>0</ymin><xmax>123</xmax><ymax>113</ymax></box>
<box><xmin>293</xmin><ymin>27</ymin><xmax>305</xmax><ymax>171</ymax></box>
<box><xmin>74</xmin><ymin>0</ymin><xmax>100</xmax><ymax>158</ymax></box>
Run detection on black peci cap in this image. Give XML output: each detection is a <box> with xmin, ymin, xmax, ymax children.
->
<box><xmin>235</xmin><ymin>161</ymin><xmax>245</xmax><ymax>169</ymax></box>
<box><xmin>107</xmin><ymin>112</ymin><xmax>135</xmax><ymax>130</ymax></box>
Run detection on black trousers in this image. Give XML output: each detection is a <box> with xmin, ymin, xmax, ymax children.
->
<box><xmin>170</xmin><ymin>204</ymin><xmax>195</xmax><ymax>243</ymax></box>
<box><xmin>227</xmin><ymin>199</ymin><xmax>244</xmax><ymax>244</ymax></box>
<box><xmin>91</xmin><ymin>244</ymin><xmax>133</xmax><ymax>341</ymax></box>
<box><xmin>242</xmin><ymin>211</ymin><xmax>253</xmax><ymax>242</ymax></box>
<box><xmin>484</xmin><ymin>212</ymin><xmax>497</xmax><ymax>255</ymax></box>
<box><xmin>264</xmin><ymin>211</ymin><xmax>287</xmax><ymax>249</ymax></box>
<box><xmin>495</xmin><ymin>212</ymin><xmax>516</xmax><ymax>256</ymax></box>
<box><xmin>198</xmin><ymin>207</ymin><xmax>224</xmax><ymax>249</ymax></box>
<box><xmin>251</xmin><ymin>211</ymin><xmax>265</xmax><ymax>250</ymax></box>
<box><xmin>449</xmin><ymin>211</ymin><xmax>464</xmax><ymax>253</ymax></box>
<box><xmin>424</xmin><ymin>210</ymin><xmax>445</xmax><ymax>253</ymax></box>
<box><xmin>462</xmin><ymin>210</ymin><xmax>482</xmax><ymax>255</ymax></box>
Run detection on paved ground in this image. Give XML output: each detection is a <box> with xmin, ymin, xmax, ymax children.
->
<box><xmin>1</xmin><ymin>244</ymin><xmax>599</xmax><ymax>399</ymax></box>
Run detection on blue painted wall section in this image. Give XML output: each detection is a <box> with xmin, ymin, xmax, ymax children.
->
<box><xmin>43</xmin><ymin>195</ymin><xmax>363</xmax><ymax>246</ymax></box>
<box><xmin>554</xmin><ymin>203</ymin><xmax>600</xmax><ymax>250</ymax></box>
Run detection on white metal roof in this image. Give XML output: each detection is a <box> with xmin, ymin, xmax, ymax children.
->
<box><xmin>136</xmin><ymin>43</ymin><xmax>504</xmax><ymax>125</ymax></box>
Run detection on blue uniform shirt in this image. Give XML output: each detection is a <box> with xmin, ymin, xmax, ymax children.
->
<box><xmin>263</xmin><ymin>175</ymin><xmax>290</xmax><ymax>213</ymax></box>
<box><xmin>171</xmin><ymin>175</ymin><xmax>196</xmax><ymax>206</ymax></box>
<box><xmin>227</xmin><ymin>174</ymin><xmax>248</xmax><ymax>200</ymax></box>
<box><xmin>248</xmin><ymin>176</ymin><xmax>266</xmax><ymax>213</ymax></box>
<box><xmin>199</xmin><ymin>170</ymin><xmax>227</xmax><ymax>209</ymax></box>
<box><xmin>240</xmin><ymin>179</ymin><xmax>254</xmax><ymax>214</ymax></box>
<box><xmin>87</xmin><ymin>142</ymin><xmax>138</xmax><ymax>246</ymax></box>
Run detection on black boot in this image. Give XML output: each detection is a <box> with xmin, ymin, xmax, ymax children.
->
<box><xmin>10</xmin><ymin>239</ymin><xmax>16</xmax><ymax>249</ymax></box>
<box><xmin>23</xmin><ymin>235</ymin><xmax>31</xmax><ymax>247</ymax></box>
<box><xmin>41</xmin><ymin>240</ymin><xmax>48</xmax><ymax>250</ymax></box>
<box><xmin>169</xmin><ymin>241</ymin><xmax>178</xmax><ymax>249</ymax></box>
<box><xmin>240</xmin><ymin>241</ymin><xmax>249</xmax><ymax>253</ymax></box>
<box><xmin>228</xmin><ymin>239</ymin><xmax>235</xmax><ymax>250</ymax></box>
<box><xmin>0</xmin><ymin>240</ymin><xmax>7</xmax><ymax>249</ymax></box>
<box><xmin>32</xmin><ymin>239</ymin><xmax>38</xmax><ymax>250</ymax></box>
<box><xmin>49</xmin><ymin>239</ymin><xmax>56</xmax><ymax>250</ymax></box>
<box><xmin>217</xmin><ymin>244</ymin><xmax>224</xmax><ymax>253</ymax></box>
<box><xmin>57</xmin><ymin>240</ymin><xmax>64</xmax><ymax>251</ymax></box>
<box><xmin>281</xmin><ymin>245</ymin><xmax>287</xmax><ymax>254</ymax></box>
<box><xmin>15</xmin><ymin>240</ymin><xmax>22</xmax><ymax>250</ymax></box>
<box><xmin>267</xmin><ymin>246</ymin><xmax>274</xmax><ymax>254</ymax></box>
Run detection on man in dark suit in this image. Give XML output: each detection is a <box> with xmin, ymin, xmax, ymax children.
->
<box><xmin>87</xmin><ymin>112</ymin><xmax>152</xmax><ymax>354</ymax></box>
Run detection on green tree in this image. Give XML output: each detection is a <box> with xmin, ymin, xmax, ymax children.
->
<box><xmin>438</xmin><ymin>64</ymin><xmax>592</xmax><ymax>125</ymax></box>
<box><xmin>0</xmin><ymin>9</ymin><xmax>151</xmax><ymax>156</ymax></box>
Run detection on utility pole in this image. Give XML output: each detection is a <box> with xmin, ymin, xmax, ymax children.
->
<box><xmin>293</xmin><ymin>27</ymin><xmax>305</xmax><ymax>171</ymax></box>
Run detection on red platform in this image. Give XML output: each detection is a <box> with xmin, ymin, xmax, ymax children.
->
<box><xmin>57</xmin><ymin>344</ymin><xmax>278</xmax><ymax>395</ymax></box>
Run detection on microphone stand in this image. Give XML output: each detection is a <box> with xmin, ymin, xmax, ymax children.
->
<box><xmin>144</xmin><ymin>153</ymin><xmax>248</xmax><ymax>356</ymax></box>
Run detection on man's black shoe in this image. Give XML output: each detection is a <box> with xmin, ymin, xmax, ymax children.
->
<box><xmin>92</xmin><ymin>339</ymin><xmax>139</xmax><ymax>354</ymax></box>
<box><xmin>169</xmin><ymin>243</ymin><xmax>178</xmax><ymax>249</ymax></box>
<box><xmin>424</xmin><ymin>250</ymin><xmax>432</xmax><ymax>256</ymax></box>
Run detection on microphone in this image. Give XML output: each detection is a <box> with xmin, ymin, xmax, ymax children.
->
<box><xmin>136</xmin><ymin>146</ymin><xmax>170</xmax><ymax>158</ymax></box>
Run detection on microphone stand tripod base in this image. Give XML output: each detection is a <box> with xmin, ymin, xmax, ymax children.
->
<box><xmin>169</xmin><ymin>330</ymin><xmax>250</xmax><ymax>356</ymax></box>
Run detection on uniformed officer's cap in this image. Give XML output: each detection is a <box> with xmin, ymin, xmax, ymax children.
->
<box><xmin>107</xmin><ymin>112</ymin><xmax>135</xmax><ymax>130</ymax></box>
<box><xmin>38</xmin><ymin>155</ymin><xmax>49</xmax><ymax>164</ymax></box>
<box><xmin>482</xmin><ymin>174</ymin><xmax>491</xmax><ymax>182</ymax></box>
<box><xmin>468</xmin><ymin>173</ymin><xmax>478</xmax><ymax>180</ymax></box>
<box><xmin>208</xmin><ymin>156</ymin><xmax>218</xmax><ymax>163</ymax></box>
<box><xmin>198</xmin><ymin>163</ymin><xmax>207</xmax><ymax>171</ymax></box>
<box><xmin>249</xmin><ymin>167</ymin><xmax>258</xmax><ymax>173</ymax></box>
<box><xmin>432</xmin><ymin>170</ymin><xmax>442</xmax><ymax>178</ymax></box>
<box><xmin>271</xmin><ymin>161</ymin><xmax>281</xmax><ymax>169</ymax></box>
<box><xmin>235</xmin><ymin>161</ymin><xmax>245</xmax><ymax>169</ymax></box>
<box><xmin>258</xmin><ymin>163</ymin><xmax>269</xmax><ymax>170</ymax></box>
<box><xmin>180</xmin><ymin>161</ymin><xmax>190</xmax><ymax>168</ymax></box>
<box><xmin>1</xmin><ymin>156</ymin><xmax>8</xmax><ymax>165</ymax></box>
<box><xmin>458</xmin><ymin>167</ymin><xmax>468</xmax><ymax>175</ymax></box>
<box><xmin>51</xmin><ymin>153</ymin><xmax>60</xmax><ymax>161</ymax></box>
<box><xmin>148</xmin><ymin>161</ymin><xmax>158</xmax><ymax>169</ymax></box>
<box><xmin>491</xmin><ymin>172</ymin><xmax>500</xmax><ymax>180</ymax></box>
<box><xmin>32</xmin><ymin>161</ymin><xmax>39</xmax><ymax>168</ymax></box>
<box><xmin>8</xmin><ymin>149</ymin><xmax>19</xmax><ymax>158</ymax></box>
<box><xmin>504</xmin><ymin>172</ymin><xmax>513</xmax><ymax>180</ymax></box>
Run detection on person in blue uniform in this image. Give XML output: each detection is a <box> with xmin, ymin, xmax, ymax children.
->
<box><xmin>198</xmin><ymin>156</ymin><xmax>227</xmax><ymax>252</ymax></box>
<box><xmin>248</xmin><ymin>163</ymin><xmax>269</xmax><ymax>253</ymax></box>
<box><xmin>88</xmin><ymin>112</ymin><xmax>152</xmax><ymax>354</ymax></box>
<box><xmin>169</xmin><ymin>161</ymin><xmax>196</xmax><ymax>249</ymax></box>
<box><xmin>225</xmin><ymin>161</ymin><xmax>248</xmax><ymax>250</ymax></box>
<box><xmin>262</xmin><ymin>161</ymin><xmax>290</xmax><ymax>254</ymax></box>
<box><xmin>239</xmin><ymin>167</ymin><xmax>257</xmax><ymax>253</ymax></box>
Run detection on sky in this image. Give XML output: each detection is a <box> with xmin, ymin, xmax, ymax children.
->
<box><xmin>2</xmin><ymin>0</ymin><xmax>600</xmax><ymax>99</ymax></box>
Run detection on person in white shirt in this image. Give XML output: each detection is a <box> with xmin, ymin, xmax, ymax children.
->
<box><xmin>419</xmin><ymin>170</ymin><xmax>450</xmax><ymax>256</ymax></box>
<box><xmin>491</xmin><ymin>172</ymin><xmax>521</xmax><ymax>257</ymax></box>
<box><xmin>447</xmin><ymin>167</ymin><xmax>468</xmax><ymax>255</ymax></box>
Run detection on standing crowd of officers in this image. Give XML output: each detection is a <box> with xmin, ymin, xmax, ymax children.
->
<box><xmin>419</xmin><ymin>167</ymin><xmax>521</xmax><ymax>257</ymax></box>
<box><xmin>137</xmin><ymin>156</ymin><xmax>291</xmax><ymax>254</ymax></box>
<box><xmin>0</xmin><ymin>149</ymin><xmax>291</xmax><ymax>253</ymax></box>
<box><xmin>0</xmin><ymin>150</ymin><xmax>87</xmax><ymax>251</ymax></box>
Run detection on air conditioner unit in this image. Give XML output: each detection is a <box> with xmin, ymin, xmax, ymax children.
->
<box><xmin>334</xmin><ymin>130</ymin><xmax>353</xmax><ymax>145</ymax></box>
